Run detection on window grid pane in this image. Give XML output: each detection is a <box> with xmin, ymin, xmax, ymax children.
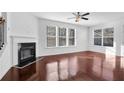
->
<box><xmin>103</xmin><ymin>38</ymin><xmax>113</xmax><ymax>47</ymax></box>
<box><xmin>58</xmin><ymin>27</ymin><xmax>67</xmax><ymax>46</ymax></box>
<box><xmin>69</xmin><ymin>29</ymin><xmax>75</xmax><ymax>37</ymax></box>
<box><xmin>47</xmin><ymin>26</ymin><xmax>56</xmax><ymax>47</ymax></box>
<box><xmin>47</xmin><ymin>26</ymin><xmax>56</xmax><ymax>36</ymax></box>
<box><xmin>103</xmin><ymin>28</ymin><xmax>114</xmax><ymax>47</ymax></box>
<box><xmin>94</xmin><ymin>38</ymin><xmax>102</xmax><ymax>46</ymax></box>
<box><xmin>94</xmin><ymin>29</ymin><xmax>102</xmax><ymax>38</ymax></box>
<box><xmin>59</xmin><ymin>37</ymin><xmax>66</xmax><ymax>46</ymax></box>
<box><xmin>58</xmin><ymin>27</ymin><xmax>66</xmax><ymax>37</ymax></box>
<box><xmin>47</xmin><ymin>37</ymin><xmax>56</xmax><ymax>47</ymax></box>
<box><xmin>103</xmin><ymin>28</ymin><xmax>114</xmax><ymax>38</ymax></box>
<box><xmin>68</xmin><ymin>28</ymin><xmax>75</xmax><ymax>46</ymax></box>
<box><xmin>69</xmin><ymin>38</ymin><xmax>75</xmax><ymax>46</ymax></box>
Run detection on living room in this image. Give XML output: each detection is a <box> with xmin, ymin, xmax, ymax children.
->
<box><xmin>0</xmin><ymin>12</ymin><xmax>124</xmax><ymax>81</ymax></box>
<box><xmin>1</xmin><ymin>0</ymin><xmax>124</xmax><ymax>93</ymax></box>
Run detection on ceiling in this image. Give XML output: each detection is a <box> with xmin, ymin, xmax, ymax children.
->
<box><xmin>32</xmin><ymin>12</ymin><xmax>124</xmax><ymax>26</ymax></box>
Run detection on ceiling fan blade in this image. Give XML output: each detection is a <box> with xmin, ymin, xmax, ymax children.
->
<box><xmin>81</xmin><ymin>17</ymin><xmax>88</xmax><ymax>20</ymax></box>
<box><xmin>67</xmin><ymin>17</ymin><xmax>76</xmax><ymax>19</ymax></box>
<box><xmin>82</xmin><ymin>12</ymin><xmax>90</xmax><ymax>16</ymax></box>
<box><xmin>72</xmin><ymin>13</ymin><xmax>77</xmax><ymax>16</ymax></box>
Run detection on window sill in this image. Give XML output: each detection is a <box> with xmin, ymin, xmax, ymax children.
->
<box><xmin>89</xmin><ymin>45</ymin><xmax>114</xmax><ymax>48</ymax></box>
<box><xmin>45</xmin><ymin>45</ymin><xmax>76</xmax><ymax>49</ymax></box>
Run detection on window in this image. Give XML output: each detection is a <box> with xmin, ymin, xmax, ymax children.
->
<box><xmin>93</xmin><ymin>28</ymin><xmax>114</xmax><ymax>47</ymax></box>
<box><xmin>94</xmin><ymin>29</ymin><xmax>102</xmax><ymax>46</ymax></box>
<box><xmin>47</xmin><ymin>26</ymin><xmax>57</xmax><ymax>47</ymax></box>
<box><xmin>68</xmin><ymin>28</ymin><xmax>75</xmax><ymax>46</ymax></box>
<box><xmin>0</xmin><ymin>18</ymin><xmax>5</xmax><ymax>50</ymax></box>
<box><xmin>103</xmin><ymin>28</ymin><xmax>114</xmax><ymax>47</ymax></box>
<box><xmin>46</xmin><ymin>26</ymin><xmax>76</xmax><ymax>48</ymax></box>
<box><xmin>58</xmin><ymin>27</ymin><xmax>67</xmax><ymax>46</ymax></box>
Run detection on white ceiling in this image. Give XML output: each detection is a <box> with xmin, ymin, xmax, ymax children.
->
<box><xmin>32</xmin><ymin>12</ymin><xmax>124</xmax><ymax>26</ymax></box>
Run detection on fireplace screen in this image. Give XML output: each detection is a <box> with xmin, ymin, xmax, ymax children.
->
<box><xmin>21</xmin><ymin>49</ymin><xmax>33</xmax><ymax>60</ymax></box>
<box><xmin>18</xmin><ymin>43</ymin><xmax>36</xmax><ymax>67</ymax></box>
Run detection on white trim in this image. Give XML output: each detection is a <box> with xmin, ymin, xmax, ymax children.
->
<box><xmin>14</xmin><ymin>57</ymin><xmax>44</xmax><ymax>69</ymax></box>
<box><xmin>66</xmin><ymin>28</ymin><xmax>69</xmax><ymax>47</ymax></box>
<box><xmin>58</xmin><ymin>27</ymin><xmax>67</xmax><ymax>47</ymax></box>
<box><xmin>11</xmin><ymin>36</ymin><xmax>37</xmax><ymax>66</ymax></box>
<box><xmin>101</xmin><ymin>29</ymin><xmax>103</xmax><ymax>46</ymax></box>
<box><xmin>46</xmin><ymin>25</ymin><xmax>57</xmax><ymax>48</ymax></box>
<box><xmin>56</xmin><ymin>26</ymin><xmax>58</xmax><ymax>47</ymax></box>
<box><xmin>46</xmin><ymin>26</ymin><xmax>76</xmax><ymax>48</ymax></box>
<box><xmin>10</xmin><ymin>35</ymin><xmax>36</xmax><ymax>39</ymax></box>
<box><xmin>46</xmin><ymin>45</ymin><xmax>76</xmax><ymax>49</ymax></box>
<box><xmin>93</xmin><ymin>27</ymin><xmax>114</xmax><ymax>47</ymax></box>
<box><xmin>68</xmin><ymin>28</ymin><xmax>76</xmax><ymax>46</ymax></box>
<box><xmin>74</xmin><ymin>28</ymin><xmax>77</xmax><ymax>47</ymax></box>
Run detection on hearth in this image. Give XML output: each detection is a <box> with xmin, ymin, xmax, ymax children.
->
<box><xmin>18</xmin><ymin>42</ymin><xmax>36</xmax><ymax>67</ymax></box>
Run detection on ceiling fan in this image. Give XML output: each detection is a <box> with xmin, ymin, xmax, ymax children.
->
<box><xmin>68</xmin><ymin>12</ymin><xmax>90</xmax><ymax>22</ymax></box>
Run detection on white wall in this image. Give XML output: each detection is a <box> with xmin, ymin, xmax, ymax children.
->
<box><xmin>88</xmin><ymin>20</ymin><xmax>124</xmax><ymax>56</ymax></box>
<box><xmin>0</xmin><ymin>13</ymin><xmax>11</xmax><ymax>80</ymax></box>
<box><xmin>38</xmin><ymin>18</ymin><xmax>88</xmax><ymax>56</ymax></box>
<box><xmin>0</xmin><ymin>13</ymin><xmax>89</xmax><ymax>79</ymax></box>
<box><xmin>0</xmin><ymin>12</ymin><xmax>39</xmax><ymax>79</ymax></box>
<box><xmin>9</xmin><ymin>12</ymin><xmax>38</xmax><ymax>37</ymax></box>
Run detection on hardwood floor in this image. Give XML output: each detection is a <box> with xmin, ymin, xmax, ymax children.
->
<box><xmin>1</xmin><ymin>51</ymin><xmax>124</xmax><ymax>81</ymax></box>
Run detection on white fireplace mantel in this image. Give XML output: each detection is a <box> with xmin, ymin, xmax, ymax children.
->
<box><xmin>10</xmin><ymin>35</ymin><xmax>37</xmax><ymax>66</ymax></box>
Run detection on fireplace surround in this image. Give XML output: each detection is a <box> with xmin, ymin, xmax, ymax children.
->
<box><xmin>18</xmin><ymin>42</ymin><xmax>36</xmax><ymax>67</ymax></box>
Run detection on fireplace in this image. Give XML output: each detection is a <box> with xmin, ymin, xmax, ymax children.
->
<box><xmin>18</xmin><ymin>42</ymin><xmax>36</xmax><ymax>67</ymax></box>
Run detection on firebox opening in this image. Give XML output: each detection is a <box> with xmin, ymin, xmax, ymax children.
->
<box><xmin>18</xmin><ymin>42</ymin><xmax>36</xmax><ymax>67</ymax></box>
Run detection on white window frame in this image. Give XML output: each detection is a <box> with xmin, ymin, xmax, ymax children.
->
<box><xmin>93</xmin><ymin>27</ymin><xmax>114</xmax><ymax>47</ymax></box>
<box><xmin>103</xmin><ymin>28</ymin><xmax>114</xmax><ymax>47</ymax></box>
<box><xmin>93</xmin><ymin>29</ymin><xmax>102</xmax><ymax>46</ymax></box>
<box><xmin>0</xmin><ymin>12</ymin><xmax>6</xmax><ymax>50</ymax></box>
<box><xmin>57</xmin><ymin>27</ymin><xmax>67</xmax><ymax>47</ymax></box>
<box><xmin>68</xmin><ymin>28</ymin><xmax>77</xmax><ymax>47</ymax></box>
<box><xmin>46</xmin><ymin>26</ymin><xmax>76</xmax><ymax>48</ymax></box>
<box><xmin>46</xmin><ymin>25</ymin><xmax>57</xmax><ymax>48</ymax></box>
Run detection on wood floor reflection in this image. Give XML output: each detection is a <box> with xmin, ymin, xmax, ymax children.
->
<box><xmin>1</xmin><ymin>51</ymin><xmax>124</xmax><ymax>81</ymax></box>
